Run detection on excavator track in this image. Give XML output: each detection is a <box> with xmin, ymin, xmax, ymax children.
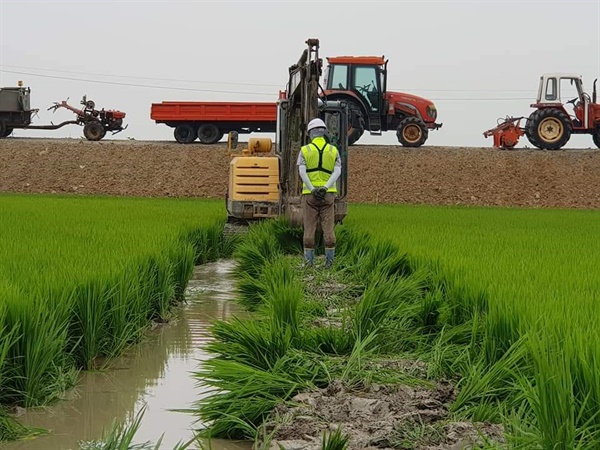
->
<box><xmin>222</xmin><ymin>222</ymin><xmax>250</xmax><ymax>238</ymax></box>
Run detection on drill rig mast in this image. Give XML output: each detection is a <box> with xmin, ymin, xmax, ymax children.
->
<box><xmin>277</xmin><ymin>38</ymin><xmax>348</xmax><ymax>227</ymax></box>
<box><xmin>225</xmin><ymin>38</ymin><xmax>348</xmax><ymax>229</ymax></box>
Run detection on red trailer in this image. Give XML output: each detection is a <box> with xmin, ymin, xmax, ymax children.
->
<box><xmin>150</xmin><ymin>101</ymin><xmax>277</xmax><ymax>144</ymax></box>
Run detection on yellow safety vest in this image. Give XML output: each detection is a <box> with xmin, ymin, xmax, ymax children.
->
<box><xmin>301</xmin><ymin>137</ymin><xmax>338</xmax><ymax>194</ymax></box>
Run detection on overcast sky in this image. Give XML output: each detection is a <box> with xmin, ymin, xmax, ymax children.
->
<box><xmin>1</xmin><ymin>0</ymin><xmax>599</xmax><ymax>148</ymax></box>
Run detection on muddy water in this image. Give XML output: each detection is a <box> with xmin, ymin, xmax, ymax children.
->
<box><xmin>1</xmin><ymin>260</ymin><xmax>249</xmax><ymax>450</ymax></box>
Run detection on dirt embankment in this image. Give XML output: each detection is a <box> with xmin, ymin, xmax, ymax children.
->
<box><xmin>1</xmin><ymin>138</ymin><xmax>600</xmax><ymax>208</ymax></box>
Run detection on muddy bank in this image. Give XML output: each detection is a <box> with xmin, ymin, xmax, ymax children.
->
<box><xmin>1</xmin><ymin>138</ymin><xmax>600</xmax><ymax>208</ymax></box>
<box><xmin>266</xmin><ymin>380</ymin><xmax>504</xmax><ymax>450</ymax></box>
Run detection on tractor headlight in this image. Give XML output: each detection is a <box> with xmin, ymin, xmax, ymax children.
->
<box><xmin>426</xmin><ymin>104</ymin><xmax>437</xmax><ymax>120</ymax></box>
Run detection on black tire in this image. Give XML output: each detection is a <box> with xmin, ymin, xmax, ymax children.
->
<box><xmin>593</xmin><ymin>128</ymin><xmax>600</xmax><ymax>149</ymax></box>
<box><xmin>174</xmin><ymin>124</ymin><xmax>197</xmax><ymax>144</ymax></box>
<box><xmin>197</xmin><ymin>123</ymin><xmax>222</xmax><ymax>144</ymax></box>
<box><xmin>526</xmin><ymin>108</ymin><xmax>571</xmax><ymax>150</ymax></box>
<box><xmin>0</xmin><ymin>121</ymin><xmax>6</xmax><ymax>138</ymax></box>
<box><xmin>83</xmin><ymin>121</ymin><xmax>105</xmax><ymax>141</ymax></box>
<box><xmin>396</xmin><ymin>117</ymin><xmax>428</xmax><ymax>147</ymax></box>
<box><xmin>525</xmin><ymin>110</ymin><xmax>543</xmax><ymax>149</ymax></box>
<box><xmin>347</xmin><ymin>100</ymin><xmax>365</xmax><ymax>146</ymax></box>
<box><xmin>3</xmin><ymin>127</ymin><xmax>13</xmax><ymax>137</ymax></box>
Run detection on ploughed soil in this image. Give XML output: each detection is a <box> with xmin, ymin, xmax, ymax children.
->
<box><xmin>2</xmin><ymin>138</ymin><xmax>600</xmax><ymax>208</ymax></box>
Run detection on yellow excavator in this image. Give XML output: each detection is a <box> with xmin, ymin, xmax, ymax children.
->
<box><xmin>224</xmin><ymin>38</ymin><xmax>349</xmax><ymax>232</ymax></box>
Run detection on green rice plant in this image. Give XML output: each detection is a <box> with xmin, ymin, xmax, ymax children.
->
<box><xmin>352</xmin><ymin>275</ymin><xmax>424</xmax><ymax>343</ymax></box>
<box><xmin>0</xmin><ymin>407</ymin><xmax>45</xmax><ymax>443</ymax></box>
<box><xmin>236</xmin><ymin>255</ymin><xmax>298</xmax><ymax>311</ymax></box>
<box><xmin>208</xmin><ymin>317</ymin><xmax>293</xmax><ymax>370</ymax></box>
<box><xmin>3</xmin><ymin>285</ymin><xmax>74</xmax><ymax>406</ymax></box>
<box><xmin>233</xmin><ymin>230</ymin><xmax>282</xmax><ymax>280</ymax></box>
<box><xmin>510</xmin><ymin>332</ymin><xmax>600</xmax><ymax>450</ymax></box>
<box><xmin>102</xmin><ymin>270</ymin><xmax>151</xmax><ymax>359</ymax></box>
<box><xmin>79</xmin><ymin>405</ymin><xmax>192</xmax><ymax>450</ymax></box>
<box><xmin>0</xmin><ymin>301</ymin><xmax>16</xmax><ymax>401</ymax></box>
<box><xmin>70</xmin><ymin>278</ymin><xmax>111</xmax><ymax>369</ymax></box>
<box><xmin>303</xmin><ymin>325</ymin><xmax>354</xmax><ymax>355</ymax></box>
<box><xmin>321</xmin><ymin>426</ymin><xmax>349</xmax><ymax>450</ymax></box>
<box><xmin>193</xmin><ymin>358</ymin><xmax>305</xmax><ymax>439</ymax></box>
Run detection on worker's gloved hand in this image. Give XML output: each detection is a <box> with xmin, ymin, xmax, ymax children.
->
<box><xmin>316</xmin><ymin>187</ymin><xmax>328</xmax><ymax>201</ymax></box>
<box><xmin>311</xmin><ymin>188</ymin><xmax>323</xmax><ymax>200</ymax></box>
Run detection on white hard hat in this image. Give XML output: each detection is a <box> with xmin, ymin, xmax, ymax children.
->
<box><xmin>307</xmin><ymin>118</ymin><xmax>327</xmax><ymax>132</ymax></box>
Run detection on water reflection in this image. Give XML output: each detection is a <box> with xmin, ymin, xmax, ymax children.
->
<box><xmin>0</xmin><ymin>260</ymin><xmax>248</xmax><ymax>450</ymax></box>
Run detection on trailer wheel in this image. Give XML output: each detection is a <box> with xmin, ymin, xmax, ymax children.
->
<box><xmin>197</xmin><ymin>123</ymin><xmax>222</xmax><ymax>144</ymax></box>
<box><xmin>528</xmin><ymin>108</ymin><xmax>571</xmax><ymax>150</ymax></box>
<box><xmin>83</xmin><ymin>121</ymin><xmax>106</xmax><ymax>141</ymax></box>
<box><xmin>396</xmin><ymin>117</ymin><xmax>428</xmax><ymax>147</ymax></box>
<box><xmin>593</xmin><ymin>128</ymin><xmax>600</xmax><ymax>149</ymax></box>
<box><xmin>174</xmin><ymin>124</ymin><xmax>197</xmax><ymax>144</ymax></box>
<box><xmin>2</xmin><ymin>127</ymin><xmax>13</xmax><ymax>137</ymax></box>
<box><xmin>0</xmin><ymin>121</ymin><xmax>6</xmax><ymax>138</ymax></box>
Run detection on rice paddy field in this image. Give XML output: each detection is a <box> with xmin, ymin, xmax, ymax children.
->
<box><xmin>2</xmin><ymin>193</ymin><xmax>600</xmax><ymax>449</ymax></box>
<box><xmin>0</xmin><ymin>194</ymin><xmax>232</xmax><ymax>442</ymax></box>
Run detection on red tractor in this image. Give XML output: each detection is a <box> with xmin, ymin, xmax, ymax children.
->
<box><xmin>485</xmin><ymin>74</ymin><xmax>600</xmax><ymax>150</ymax></box>
<box><xmin>322</xmin><ymin>56</ymin><xmax>442</xmax><ymax>147</ymax></box>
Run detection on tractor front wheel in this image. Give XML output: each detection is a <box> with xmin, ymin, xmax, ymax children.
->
<box><xmin>174</xmin><ymin>124</ymin><xmax>197</xmax><ymax>144</ymax></box>
<box><xmin>527</xmin><ymin>109</ymin><xmax>571</xmax><ymax>150</ymax></box>
<box><xmin>83</xmin><ymin>121</ymin><xmax>106</xmax><ymax>141</ymax></box>
<box><xmin>396</xmin><ymin>117</ymin><xmax>428</xmax><ymax>147</ymax></box>
<box><xmin>593</xmin><ymin>128</ymin><xmax>600</xmax><ymax>149</ymax></box>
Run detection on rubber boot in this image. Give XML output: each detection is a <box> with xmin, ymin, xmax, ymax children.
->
<box><xmin>325</xmin><ymin>248</ymin><xmax>335</xmax><ymax>268</ymax></box>
<box><xmin>304</xmin><ymin>248</ymin><xmax>314</xmax><ymax>267</ymax></box>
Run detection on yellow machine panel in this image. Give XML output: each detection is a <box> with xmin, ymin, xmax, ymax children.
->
<box><xmin>229</xmin><ymin>156</ymin><xmax>279</xmax><ymax>202</ymax></box>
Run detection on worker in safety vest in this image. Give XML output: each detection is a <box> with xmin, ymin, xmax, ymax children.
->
<box><xmin>297</xmin><ymin>118</ymin><xmax>342</xmax><ymax>268</ymax></box>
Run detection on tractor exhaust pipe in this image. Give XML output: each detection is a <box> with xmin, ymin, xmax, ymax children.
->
<box><xmin>593</xmin><ymin>78</ymin><xmax>597</xmax><ymax>104</ymax></box>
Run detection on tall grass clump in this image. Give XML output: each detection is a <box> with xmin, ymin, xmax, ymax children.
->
<box><xmin>0</xmin><ymin>194</ymin><xmax>230</xmax><ymax>412</ymax></box>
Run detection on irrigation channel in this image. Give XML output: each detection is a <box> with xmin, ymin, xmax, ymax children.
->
<box><xmin>0</xmin><ymin>260</ymin><xmax>249</xmax><ymax>450</ymax></box>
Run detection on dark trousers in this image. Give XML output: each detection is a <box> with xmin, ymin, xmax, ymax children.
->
<box><xmin>302</xmin><ymin>193</ymin><xmax>336</xmax><ymax>249</ymax></box>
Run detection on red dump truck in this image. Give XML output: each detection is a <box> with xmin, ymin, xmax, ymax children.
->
<box><xmin>150</xmin><ymin>101</ymin><xmax>277</xmax><ymax>144</ymax></box>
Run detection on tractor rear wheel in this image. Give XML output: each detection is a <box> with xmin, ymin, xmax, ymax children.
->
<box><xmin>527</xmin><ymin>108</ymin><xmax>571</xmax><ymax>150</ymax></box>
<box><xmin>525</xmin><ymin>110</ymin><xmax>542</xmax><ymax>149</ymax></box>
<box><xmin>83</xmin><ymin>121</ymin><xmax>106</xmax><ymax>141</ymax></box>
<box><xmin>174</xmin><ymin>124</ymin><xmax>197</xmax><ymax>144</ymax></box>
<box><xmin>197</xmin><ymin>123</ymin><xmax>222</xmax><ymax>144</ymax></box>
<box><xmin>346</xmin><ymin>100</ymin><xmax>365</xmax><ymax>146</ymax></box>
<box><xmin>593</xmin><ymin>128</ymin><xmax>600</xmax><ymax>149</ymax></box>
<box><xmin>396</xmin><ymin>117</ymin><xmax>428</xmax><ymax>147</ymax></box>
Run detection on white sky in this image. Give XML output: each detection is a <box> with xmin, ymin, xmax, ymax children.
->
<box><xmin>1</xmin><ymin>0</ymin><xmax>599</xmax><ymax>147</ymax></box>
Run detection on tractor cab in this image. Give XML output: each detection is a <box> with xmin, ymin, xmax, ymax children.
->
<box><xmin>324</xmin><ymin>56</ymin><xmax>387</xmax><ymax>132</ymax></box>
<box><xmin>534</xmin><ymin>73</ymin><xmax>599</xmax><ymax>130</ymax></box>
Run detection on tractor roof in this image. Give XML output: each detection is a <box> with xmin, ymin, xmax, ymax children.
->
<box><xmin>327</xmin><ymin>56</ymin><xmax>386</xmax><ymax>66</ymax></box>
<box><xmin>541</xmin><ymin>73</ymin><xmax>582</xmax><ymax>79</ymax></box>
